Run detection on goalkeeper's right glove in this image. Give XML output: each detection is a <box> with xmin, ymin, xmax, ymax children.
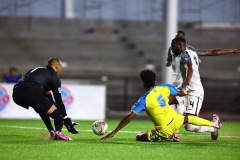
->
<box><xmin>64</xmin><ymin>117</ymin><xmax>79</xmax><ymax>134</ymax></box>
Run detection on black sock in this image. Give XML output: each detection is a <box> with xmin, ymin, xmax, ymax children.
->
<box><xmin>39</xmin><ymin>113</ymin><xmax>54</xmax><ymax>132</ymax></box>
<box><xmin>49</xmin><ymin>110</ymin><xmax>64</xmax><ymax>132</ymax></box>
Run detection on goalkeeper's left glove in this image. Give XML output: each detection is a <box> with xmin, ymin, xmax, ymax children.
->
<box><xmin>64</xmin><ymin>117</ymin><xmax>79</xmax><ymax>134</ymax></box>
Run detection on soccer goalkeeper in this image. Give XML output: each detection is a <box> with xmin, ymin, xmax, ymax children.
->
<box><xmin>12</xmin><ymin>57</ymin><xmax>78</xmax><ymax>140</ymax></box>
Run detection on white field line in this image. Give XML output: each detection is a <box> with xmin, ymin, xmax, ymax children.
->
<box><xmin>0</xmin><ymin>125</ymin><xmax>239</xmax><ymax>138</ymax></box>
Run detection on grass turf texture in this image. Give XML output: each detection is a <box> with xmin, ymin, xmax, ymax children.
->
<box><xmin>0</xmin><ymin>119</ymin><xmax>240</xmax><ymax>160</ymax></box>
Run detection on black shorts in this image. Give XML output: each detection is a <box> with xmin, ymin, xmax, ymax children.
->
<box><xmin>12</xmin><ymin>86</ymin><xmax>53</xmax><ymax>114</ymax></box>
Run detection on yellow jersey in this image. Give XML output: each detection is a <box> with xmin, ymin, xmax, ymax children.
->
<box><xmin>132</xmin><ymin>84</ymin><xmax>179</xmax><ymax>130</ymax></box>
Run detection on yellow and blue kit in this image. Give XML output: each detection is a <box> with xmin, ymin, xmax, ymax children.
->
<box><xmin>131</xmin><ymin>84</ymin><xmax>184</xmax><ymax>141</ymax></box>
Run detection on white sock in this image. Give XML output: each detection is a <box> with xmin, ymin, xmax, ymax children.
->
<box><xmin>184</xmin><ymin>124</ymin><xmax>215</xmax><ymax>133</ymax></box>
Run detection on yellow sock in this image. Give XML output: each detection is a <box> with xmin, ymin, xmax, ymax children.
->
<box><xmin>188</xmin><ymin>115</ymin><xmax>213</xmax><ymax>126</ymax></box>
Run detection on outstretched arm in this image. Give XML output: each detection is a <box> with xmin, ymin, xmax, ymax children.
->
<box><xmin>202</xmin><ymin>48</ymin><xmax>240</xmax><ymax>56</ymax></box>
<box><xmin>101</xmin><ymin>111</ymin><xmax>137</xmax><ymax>140</ymax></box>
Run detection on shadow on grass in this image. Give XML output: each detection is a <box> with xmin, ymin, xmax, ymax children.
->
<box><xmin>72</xmin><ymin>137</ymin><xmax>214</xmax><ymax>147</ymax></box>
<box><xmin>74</xmin><ymin>135</ymin><xmax>240</xmax><ymax>149</ymax></box>
<box><xmin>0</xmin><ymin>134</ymin><xmax>57</xmax><ymax>145</ymax></box>
<box><xmin>2</xmin><ymin>133</ymin><xmax>237</xmax><ymax>150</ymax></box>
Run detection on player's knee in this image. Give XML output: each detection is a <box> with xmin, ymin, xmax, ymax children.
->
<box><xmin>49</xmin><ymin>109</ymin><xmax>63</xmax><ymax>121</ymax></box>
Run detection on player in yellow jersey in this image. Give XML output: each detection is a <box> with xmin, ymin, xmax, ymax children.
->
<box><xmin>101</xmin><ymin>69</ymin><xmax>222</xmax><ymax>142</ymax></box>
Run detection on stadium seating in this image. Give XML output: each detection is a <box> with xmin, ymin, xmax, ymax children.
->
<box><xmin>0</xmin><ymin>17</ymin><xmax>239</xmax><ymax>117</ymax></box>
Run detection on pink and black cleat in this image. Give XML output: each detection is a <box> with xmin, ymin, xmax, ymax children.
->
<box><xmin>211</xmin><ymin>114</ymin><xmax>222</xmax><ymax>140</ymax></box>
<box><xmin>54</xmin><ymin>131</ymin><xmax>73</xmax><ymax>141</ymax></box>
<box><xmin>213</xmin><ymin>114</ymin><xmax>222</xmax><ymax>129</ymax></box>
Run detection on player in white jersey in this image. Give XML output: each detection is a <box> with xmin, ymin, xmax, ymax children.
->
<box><xmin>171</xmin><ymin>37</ymin><xmax>215</xmax><ymax>138</ymax></box>
<box><xmin>171</xmin><ymin>37</ymin><xmax>240</xmax><ymax>140</ymax></box>
<box><xmin>168</xmin><ymin>32</ymin><xmax>240</xmax><ymax>111</ymax></box>
<box><xmin>166</xmin><ymin>31</ymin><xmax>202</xmax><ymax>114</ymax></box>
<box><xmin>166</xmin><ymin>31</ymin><xmax>240</xmax><ymax>116</ymax></box>
<box><xmin>166</xmin><ymin>31</ymin><xmax>188</xmax><ymax>88</ymax></box>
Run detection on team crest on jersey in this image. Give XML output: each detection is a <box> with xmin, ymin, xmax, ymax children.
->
<box><xmin>0</xmin><ymin>86</ymin><xmax>10</xmax><ymax>112</ymax></box>
<box><xmin>182</xmin><ymin>55</ymin><xmax>191</xmax><ymax>63</ymax></box>
<box><xmin>58</xmin><ymin>88</ymin><xmax>61</xmax><ymax>93</ymax></box>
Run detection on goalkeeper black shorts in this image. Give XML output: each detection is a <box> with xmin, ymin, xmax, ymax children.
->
<box><xmin>12</xmin><ymin>85</ymin><xmax>53</xmax><ymax>114</ymax></box>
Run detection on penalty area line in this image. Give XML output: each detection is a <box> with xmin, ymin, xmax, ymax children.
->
<box><xmin>0</xmin><ymin>125</ymin><xmax>239</xmax><ymax>138</ymax></box>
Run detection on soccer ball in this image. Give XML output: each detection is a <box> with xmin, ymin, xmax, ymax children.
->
<box><xmin>92</xmin><ymin>120</ymin><xmax>108</xmax><ymax>136</ymax></box>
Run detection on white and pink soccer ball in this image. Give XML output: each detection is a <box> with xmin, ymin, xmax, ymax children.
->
<box><xmin>92</xmin><ymin>120</ymin><xmax>108</xmax><ymax>136</ymax></box>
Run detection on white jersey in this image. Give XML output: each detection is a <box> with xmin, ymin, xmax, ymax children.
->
<box><xmin>167</xmin><ymin>44</ymin><xmax>201</xmax><ymax>88</ymax></box>
<box><xmin>179</xmin><ymin>49</ymin><xmax>204</xmax><ymax>96</ymax></box>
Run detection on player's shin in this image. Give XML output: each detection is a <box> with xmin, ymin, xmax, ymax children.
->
<box><xmin>184</xmin><ymin>124</ymin><xmax>215</xmax><ymax>132</ymax></box>
<box><xmin>39</xmin><ymin>113</ymin><xmax>54</xmax><ymax>132</ymax></box>
<box><xmin>186</xmin><ymin>115</ymin><xmax>213</xmax><ymax>127</ymax></box>
<box><xmin>49</xmin><ymin>109</ymin><xmax>64</xmax><ymax>132</ymax></box>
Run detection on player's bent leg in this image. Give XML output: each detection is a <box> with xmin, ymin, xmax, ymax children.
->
<box><xmin>185</xmin><ymin>115</ymin><xmax>213</xmax><ymax>127</ymax></box>
<box><xmin>186</xmin><ymin>115</ymin><xmax>222</xmax><ymax>129</ymax></box>
<box><xmin>48</xmin><ymin>108</ymin><xmax>73</xmax><ymax>141</ymax></box>
<box><xmin>184</xmin><ymin>114</ymin><xmax>222</xmax><ymax>140</ymax></box>
<box><xmin>48</xmin><ymin>109</ymin><xmax>64</xmax><ymax>132</ymax></box>
<box><xmin>184</xmin><ymin>124</ymin><xmax>215</xmax><ymax>133</ymax></box>
<box><xmin>184</xmin><ymin>124</ymin><xmax>202</xmax><ymax>132</ymax></box>
<box><xmin>168</xmin><ymin>114</ymin><xmax>184</xmax><ymax>142</ymax></box>
<box><xmin>39</xmin><ymin>113</ymin><xmax>54</xmax><ymax>132</ymax></box>
<box><xmin>136</xmin><ymin>132</ymin><xmax>148</xmax><ymax>141</ymax></box>
<box><xmin>146</xmin><ymin>127</ymin><xmax>172</xmax><ymax>142</ymax></box>
<box><xmin>47</xmin><ymin>105</ymin><xmax>57</xmax><ymax>114</ymax></box>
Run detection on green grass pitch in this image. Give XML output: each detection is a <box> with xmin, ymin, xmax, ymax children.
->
<box><xmin>0</xmin><ymin>119</ymin><xmax>240</xmax><ymax>160</ymax></box>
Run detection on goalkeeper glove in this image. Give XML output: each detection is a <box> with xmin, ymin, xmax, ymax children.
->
<box><xmin>72</xmin><ymin>121</ymin><xmax>79</xmax><ymax>126</ymax></box>
<box><xmin>64</xmin><ymin>117</ymin><xmax>79</xmax><ymax>134</ymax></box>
